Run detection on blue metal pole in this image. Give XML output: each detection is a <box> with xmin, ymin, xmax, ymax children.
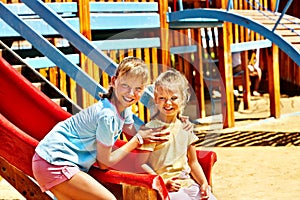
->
<box><xmin>275</xmin><ymin>0</ymin><xmax>280</xmax><ymax>12</ymax></box>
<box><xmin>178</xmin><ymin>0</ymin><xmax>183</xmax><ymax>11</ymax></box>
<box><xmin>272</xmin><ymin>0</ymin><xmax>294</xmax><ymax>32</ymax></box>
<box><xmin>227</xmin><ymin>0</ymin><xmax>233</xmax><ymax>11</ymax></box>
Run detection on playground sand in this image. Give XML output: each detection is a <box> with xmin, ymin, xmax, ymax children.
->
<box><xmin>1</xmin><ymin>95</ymin><xmax>300</xmax><ymax>199</ymax></box>
<box><xmin>211</xmin><ymin>146</ymin><xmax>300</xmax><ymax>200</ymax></box>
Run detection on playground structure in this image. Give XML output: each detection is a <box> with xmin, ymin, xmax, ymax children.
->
<box><xmin>0</xmin><ymin>0</ymin><xmax>299</xmax><ymax>199</ymax></box>
<box><xmin>0</xmin><ymin>55</ymin><xmax>217</xmax><ymax>199</ymax></box>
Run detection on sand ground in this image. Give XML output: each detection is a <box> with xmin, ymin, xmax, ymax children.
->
<box><xmin>1</xmin><ymin>95</ymin><xmax>300</xmax><ymax>199</ymax></box>
<box><xmin>211</xmin><ymin>146</ymin><xmax>300</xmax><ymax>200</ymax></box>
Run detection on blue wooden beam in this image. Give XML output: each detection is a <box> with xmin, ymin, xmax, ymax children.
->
<box><xmin>168</xmin><ymin>18</ymin><xmax>223</xmax><ymax>29</ymax></box>
<box><xmin>5</xmin><ymin>2</ymin><xmax>77</xmax><ymax>15</ymax></box>
<box><xmin>24</xmin><ymin>54</ymin><xmax>80</xmax><ymax>69</ymax></box>
<box><xmin>170</xmin><ymin>45</ymin><xmax>197</xmax><ymax>54</ymax></box>
<box><xmin>89</xmin><ymin>2</ymin><xmax>158</xmax><ymax>12</ymax></box>
<box><xmin>0</xmin><ymin>18</ymin><xmax>79</xmax><ymax>37</ymax></box>
<box><xmin>168</xmin><ymin>8</ymin><xmax>300</xmax><ymax>67</ymax></box>
<box><xmin>90</xmin><ymin>13</ymin><xmax>160</xmax><ymax>30</ymax></box>
<box><xmin>231</xmin><ymin>39</ymin><xmax>272</xmax><ymax>53</ymax></box>
<box><xmin>93</xmin><ymin>38</ymin><xmax>161</xmax><ymax>50</ymax></box>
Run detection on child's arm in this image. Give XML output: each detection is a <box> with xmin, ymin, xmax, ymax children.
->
<box><xmin>123</xmin><ymin>123</ymin><xmax>169</xmax><ymax>143</ymax></box>
<box><xmin>187</xmin><ymin>144</ymin><xmax>211</xmax><ymax>198</ymax></box>
<box><xmin>96</xmin><ymin>136</ymin><xmax>141</xmax><ymax>168</ymax></box>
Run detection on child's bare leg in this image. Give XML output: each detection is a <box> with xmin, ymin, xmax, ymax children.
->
<box><xmin>253</xmin><ymin>66</ymin><xmax>262</xmax><ymax>95</ymax></box>
<box><xmin>50</xmin><ymin>171</ymin><xmax>116</xmax><ymax>200</ymax></box>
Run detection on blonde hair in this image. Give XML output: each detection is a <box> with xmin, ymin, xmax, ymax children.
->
<box><xmin>99</xmin><ymin>57</ymin><xmax>149</xmax><ymax>99</ymax></box>
<box><xmin>154</xmin><ymin>68</ymin><xmax>190</xmax><ymax>114</ymax></box>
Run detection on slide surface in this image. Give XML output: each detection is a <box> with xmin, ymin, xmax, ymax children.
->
<box><xmin>0</xmin><ymin>56</ymin><xmax>71</xmax><ymax>176</ymax></box>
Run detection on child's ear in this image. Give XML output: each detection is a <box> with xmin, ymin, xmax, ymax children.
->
<box><xmin>111</xmin><ymin>76</ymin><xmax>117</xmax><ymax>87</ymax></box>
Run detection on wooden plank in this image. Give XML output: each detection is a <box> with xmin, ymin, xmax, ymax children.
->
<box><xmin>0</xmin><ymin>156</ymin><xmax>52</xmax><ymax>200</ymax></box>
<box><xmin>293</xmin><ymin>44</ymin><xmax>300</xmax><ymax>50</ymax></box>
<box><xmin>281</xmin><ymin>36</ymin><xmax>300</xmax><ymax>44</ymax></box>
<box><xmin>274</xmin><ymin>29</ymin><xmax>300</xmax><ymax>36</ymax></box>
<box><xmin>122</xmin><ymin>184</ymin><xmax>158</xmax><ymax>200</ymax></box>
<box><xmin>266</xmin><ymin>24</ymin><xmax>300</xmax><ymax>30</ymax></box>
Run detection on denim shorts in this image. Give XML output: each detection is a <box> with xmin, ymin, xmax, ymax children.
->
<box><xmin>32</xmin><ymin>153</ymin><xmax>80</xmax><ymax>192</ymax></box>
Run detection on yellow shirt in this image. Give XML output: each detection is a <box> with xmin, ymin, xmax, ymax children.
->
<box><xmin>140</xmin><ymin>119</ymin><xmax>199</xmax><ymax>188</ymax></box>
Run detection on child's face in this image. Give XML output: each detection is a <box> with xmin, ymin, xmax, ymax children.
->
<box><xmin>154</xmin><ymin>86</ymin><xmax>182</xmax><ymax>119</ymax></box>
<box><xmin>112</xmin><ymin>74</ymin><xmax>145</xmax><ymax>110</ymax></box>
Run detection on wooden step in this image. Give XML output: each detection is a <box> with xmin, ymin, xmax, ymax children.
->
<box><xmin>31</xmin><ymin>82</ymin><xmax>45</xmax><ymax>90</ymax></box>
<box><xmin>12</xmin><ymin>65</ymin><xmax>25</xmax><ymax>73</ymax></box>
<box><xmin>51</xmin><ymin>98</ymin><xmax>67</xmax><ymax>111</ymax></box>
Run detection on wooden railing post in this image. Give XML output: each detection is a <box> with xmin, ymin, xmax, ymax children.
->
<box><xmin>78</xmin><ymin>0</ymin><xmax>97</xmax><ymax>108</ymax></box>
<box><xmin>216</xmin><ymin>0</ymin><xmax>235</xmax><ymax>128</ymax></box>
<box><xmin>268</xmin><ymin>44</ymin><xmax>281</xmax><ymax>118</ymax></box>
<box><xmin>157</xmin><ymin>0</ymin><xmax>170</xmax><ymax>72</ymax></box>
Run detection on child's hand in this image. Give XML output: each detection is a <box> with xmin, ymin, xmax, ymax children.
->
<box><xmin>179</xmin><ymin>115</ymin><xmax>194</xmax><ymax>132</ymax></box>
<box><xmin>165</xmin><ymin>178</ymin><xmax>181</xmax><ymax>192</ymax></box>
<box><xmin>200</xmin><ymin>184</ymin><xmax>211</xmax><ymax>199</ymax></box>
<box><xmin>138</xmin><ymin>126</ymin><xmax>170</xmax><ymax>143</ymax></box>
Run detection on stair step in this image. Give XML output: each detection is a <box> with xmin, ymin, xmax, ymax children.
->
<box><xmin>0</xmin><ymin>49</ymin><xmax>5</xmax><ymax>57</ymax></box>
<box><xmin>51</xmin><ymin>98</ymin><xmax>63</xmax><ymax>105</ymax></box>
<box><xmin>32</xmin><ymin>82</ymin><xmax>45</xmax><ymax>90</ymax></box>
<box><xmin>51</xmin><ymin>98</ymin><xmax>68</xmax><ymax>111</ymax></box>
<box><xmin>12</xmin><ymin>65</ymin><xmax>25</xmax><ymax>73</ymax></box>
